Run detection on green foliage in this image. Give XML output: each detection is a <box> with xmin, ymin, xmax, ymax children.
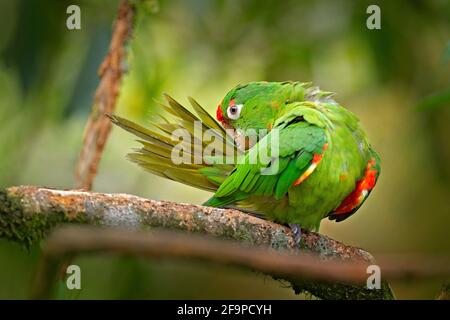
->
<box><xmin>417</xmin><ymin>90</ymin><xmax>450</xmax><ymax>111</ymax></box>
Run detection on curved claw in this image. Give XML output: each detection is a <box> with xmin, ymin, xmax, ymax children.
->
<box><xmin>288</xmin><ymin>223</ymin><xmax>302</xmax><ymax>246</ymax></box>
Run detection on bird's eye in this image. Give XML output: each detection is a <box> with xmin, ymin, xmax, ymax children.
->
<box><xmin>227</xmin><ymin>104</ymin><xmax>243</xmax><ymax>120</ymax></box>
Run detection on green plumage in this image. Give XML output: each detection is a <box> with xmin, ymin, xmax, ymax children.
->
<box><xmin>110</xmin><ymin>81</ymin><xmax>381</xmax><ymax>231</ymax></box>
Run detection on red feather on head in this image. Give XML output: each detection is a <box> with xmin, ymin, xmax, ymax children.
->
<box><xmin>216</xmin><ymin>104</ymin><xmax>229</xmax><ymax>126</ymax></box>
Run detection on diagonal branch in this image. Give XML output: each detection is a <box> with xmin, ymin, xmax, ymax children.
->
<box><xmin>0</xmin><ymin>185</ymin><xmax>400</xmax><ymax>299</ymax></box>
<box><xmin>4</xmin><ymin>185</ymin><xmax>450</xmax><ymax>299</ymax></box>
<box><xmin>74</xmin><ymin>0</ymin><xmax>136</xmax><ymax>190</ymax></box>
<box><xmin>0</xmin><ymin>186</ymin><xmax>371</xmax><ymax>260</ymax></box>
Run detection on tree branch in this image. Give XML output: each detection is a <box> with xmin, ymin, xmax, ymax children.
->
<box><xmin>74</xmin><ymin>0</ymin><xmax>136</xmax><ymax>190</ymax></box>
<box><xmin>0</xmin><ymin>185</ymin><xmax>399</xmax><ymax>299</ymax></box>
<box><xmin>30</xmin><ymin>226</ymin><xmax>380</xmax><ymax>299</ymax></box>
<box><xmin>0</xmin><ymin>186</ymin><xmax>370</xmax><ymax>258</ymax></box>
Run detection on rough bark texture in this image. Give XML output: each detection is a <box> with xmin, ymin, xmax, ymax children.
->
<box><xmin>0</xmin><ymin>186</ymin><xmax>369</xmax><ymax>258</ymax></box>
<box><xmin>74</xmin><ymin>0</ymin><xmax>135</xmax><ymax>190</ymax></box>
<box><xmin>0</xmin><ymin>185</ymin><xmax>396</xmax><ymax>299</ymax></box>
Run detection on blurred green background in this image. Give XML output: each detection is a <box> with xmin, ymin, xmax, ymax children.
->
<box><xmin>0</xmin><ymin>0</ymin><xmax>449</xmax><ymax>299</ymax></box>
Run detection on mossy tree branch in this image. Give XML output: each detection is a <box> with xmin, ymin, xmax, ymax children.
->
<box><xmin>0</xmin><ymin>185</ymin><xmax>398</xmax><ymax>299</ymax></box>
<box><xmin>0</xmin><ymin>186</ymin><xmax>370</xmax><ymax>257</ymax></box>
<box><xmin>5</xmin><ymin>186</ymin><xmax>450</xmax><ymax>299</ymax></box>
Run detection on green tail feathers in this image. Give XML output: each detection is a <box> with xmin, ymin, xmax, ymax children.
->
<box><xmin>107</xmin><ymin>95</ymin><xmax>237</xmax><ymax>193</ymax></box>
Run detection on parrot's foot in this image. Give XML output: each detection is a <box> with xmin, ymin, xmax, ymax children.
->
<box><xmin>288</xmin><ymin>223</ymin><xmax>302</xmax><ymax>246</ymax></box>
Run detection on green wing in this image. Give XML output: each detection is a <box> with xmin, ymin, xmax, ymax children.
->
<box><xmin>203</xmin><ymin>120</ymin><xmax>327</xmax><ymax>207</ymax></box>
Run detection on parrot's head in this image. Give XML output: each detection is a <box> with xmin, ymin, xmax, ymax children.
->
<box><xmin>216</xmin><ymin>82</ymin><xmax>289</xmax><ymax>149</ymax></box>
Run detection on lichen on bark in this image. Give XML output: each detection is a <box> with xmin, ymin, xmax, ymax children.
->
<box><xmin>0</xmin><ymin>186</ymin><xmax>396</xmax><ymax>299</ymax></box>
<box><xmin>0</xmin><ymin>189</ymin><xmax>89</xmax><ymax>248</ymax></box>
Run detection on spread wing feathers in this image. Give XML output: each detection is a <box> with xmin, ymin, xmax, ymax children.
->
<box><xmin>108</xmin><ymin>95</ymin><xmax>239</xmax><ymax>192</ymax></box>
<box><xmin>204</xmin><ymin>121</ymin><xmax>327</xmax><ymax>207</ymax></box>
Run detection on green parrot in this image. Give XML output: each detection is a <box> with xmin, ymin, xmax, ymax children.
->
<box><xmin>109</xmin><ymin>81</ymin><xmax>380</xmax><ymax>237</ymax></box>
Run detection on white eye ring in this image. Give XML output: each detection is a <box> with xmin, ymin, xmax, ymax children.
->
<box><xmin>227</xmin><ymin>104</ymin><xmax>243</xmax><ymax>120</ymax></box>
